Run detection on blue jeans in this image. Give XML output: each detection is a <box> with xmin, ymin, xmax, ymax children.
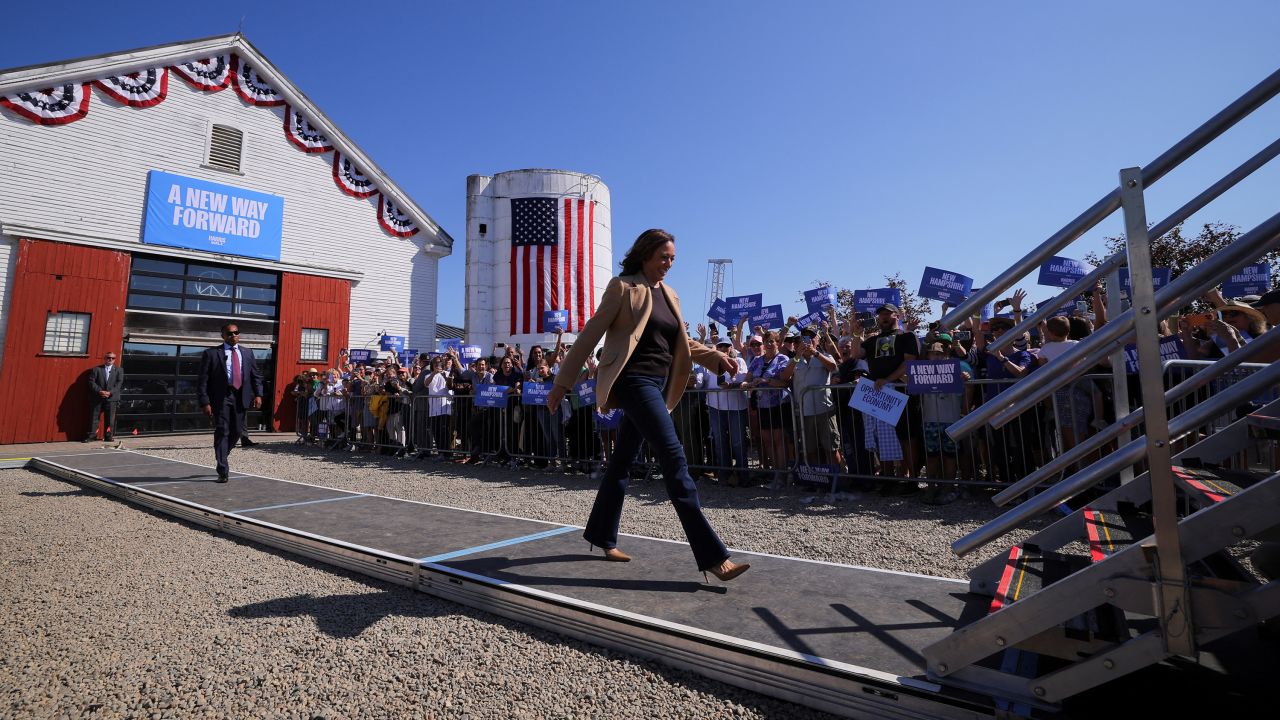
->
<box><xmin>708</xmin><ymin>408</ymin><xmax>749</xmax><ymax>478</ymax></box>
<box><xmin>584</xmin><ymin>373</ymin><xmax>730</xmax><ymax>571</ymax></box>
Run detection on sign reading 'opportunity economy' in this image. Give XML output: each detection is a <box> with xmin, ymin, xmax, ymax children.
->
<box><xmin>143</xmin><ymin>170</ymin><xmax>284</xmax><ymax>260</ymax></box>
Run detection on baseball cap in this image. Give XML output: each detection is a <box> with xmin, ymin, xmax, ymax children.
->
<box><xmin>715</xmin><ymin>339</ymin><xmax>732</xmax><ymax>347</ymax></box>
<box><xmin>876</xmin><ymin>303</ymin><xmax>901</xmax><ymax>314</ymax></box>
<box><xmin>748</xmin><ymin>334</ymin><xmax>763</xmax><ymax>344</ymax></box>
<box><xmin>308</xmin><ymin>367</ymin><xmax>319</xmax><ymax>374</ymax></box>
<box><xmin>1250</xmin><ymin>289</ymin><xmax>1280</xmax><ymax>308</ymax></box>
<box><xmin>926</xmin><ymin>342</ymin><xmax>945</xmax><ymax>353</ymax></box>
<box><xmin>935</xmin><ymin>332</ymin><xmax>953</xmax><ymax>343</ymax></box>
<box><xmin>799</xmin><ymin>327</ymin><xmax>818</xmax><ymax>338</ymax></box>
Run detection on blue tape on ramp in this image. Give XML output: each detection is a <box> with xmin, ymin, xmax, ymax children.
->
<box><xmin>419</xmin><ymin>525</ymin><xmax>578</xmax><ymax>563</ymax></box>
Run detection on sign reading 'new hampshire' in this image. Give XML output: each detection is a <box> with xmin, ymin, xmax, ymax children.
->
<box><xmin>854</xmin><ymin>288</ymin><xmax>903</xmax><ymax>313</ymax></box>
<box><xmin>803</xmin><ymin>286</ymin><xmax>837</xmax><ymax>314</ymax></box>
<box><xmin>1222</xmin><ymin>263</ymin><xmax>1271</xmax><ymax>298</ymax></box>
<box><xmin>1119</xmin><ymin>267</ymin><xmax>1172</xmax><ymax>296</ymax></box>
<box><xmin>474</xmin><ymin>384</ymin><xmax>509</xmax><ymax>408</ymax></box>
<box><xmin>918</xmin><ymin>267</ymin><xmax>974</xmax><ymax>304</ymax></box>
<box><xmin>1037</xmin><ymin>256</ymin><xmax>1090</xmax><ymax>288</ymax></box>
<box><xmin>143</xmin><ymin>170</ymin><xmax>284</xmax><ymax>260</ymax></box>
<box><xmin>725</xmin><ymin>294</ymin><xmax>763</xmax><ymax>321</ymax></box>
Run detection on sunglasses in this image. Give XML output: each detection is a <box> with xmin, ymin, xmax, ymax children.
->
<box><xmin>224</xmin><ymin>330</ymin><xmax>241</xmax><ymax>335</ymax></box>
<box><xmin>749</xmin><ymin>341</ymin><xmax>762</xmax><ymax>346</ymax></box>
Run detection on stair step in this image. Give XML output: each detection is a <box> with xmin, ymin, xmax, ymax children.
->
<box><xmin>1172</xmin><ymin>465</ymin><xmax>1245</xmax><ymax>505</ymax></box>
<box><xmin>1246</xmin><ymin>408</ymin><xmax>1280</xmax><ymax>438</ymax></box>
<box><xmin>1083</xmin><ymin>501</ymin><xmax>1152</xmax><ymax>562</ymax></box>
<box><xmin>988</xmin><ymin>544</ymin><xmax>1083</xmax><ymax>613</ymax></box>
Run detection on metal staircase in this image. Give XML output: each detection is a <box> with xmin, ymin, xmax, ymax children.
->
<box><xmin>920</xmin><ymin>65</ymin><xmax>1280</xmax><ymax>712</ymax></box>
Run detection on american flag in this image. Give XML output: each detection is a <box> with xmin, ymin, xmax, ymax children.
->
<box><xmin>510</xmin><ymin>196</ymin><xmax>595</xmax><ymax>335</ymax></box>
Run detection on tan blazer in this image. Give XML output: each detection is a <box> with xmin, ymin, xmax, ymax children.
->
<box><xmin>554</xmin><ymin>273</ymin><xmax>722</xmax><ymax>412</ymax></box>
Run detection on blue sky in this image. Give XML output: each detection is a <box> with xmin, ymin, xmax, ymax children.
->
<box><xmin>4</xmin><ymin>1</ymin><xmax>1278</xmax><ymax>327</ymax></box>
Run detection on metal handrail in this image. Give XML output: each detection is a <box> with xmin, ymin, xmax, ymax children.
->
<box><xmin>947</xmin><ymin>209</ymin><xmax>1280</xmax><ymax>440</ymax></box>
<box><xmin>986</xmin><ymin>135</ymin><xmax>1280</xmax><ymax>354</ymax></box>
<box><xmin>953</xmin><ymin>359</ymin><xmax>1280</xmax><ymax>556</ymax></box>
<box><xmin>940</xmin><ymin>67</ymin><xmax>1280</xmax><ymax>330</ymax></box>
<box><xmin>990</xmin><ymin>328</ymin><xmax>1280</xmax><ymax>506</ymax></box>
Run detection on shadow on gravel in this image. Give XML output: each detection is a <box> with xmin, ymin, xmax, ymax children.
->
<box><xmin>230</xmin><ymin>591</ymin><xmax>450</xmax><ymax>638</ymax></box>
<box><xmin>20</xmin><ymin>488</ymin><xmax>95</xmax><ymax>497</ymax></box>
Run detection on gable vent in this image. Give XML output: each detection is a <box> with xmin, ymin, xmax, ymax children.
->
<box><xmin>207</xmin><ymin>124</ymin><xmax>243</xmax><ymax>172</ymax></box>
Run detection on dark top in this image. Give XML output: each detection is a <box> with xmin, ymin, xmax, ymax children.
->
<box><xmin>624</xmin><ymin>287</ymin><xmax>680</xmax><ymax>377</ymax></box>
<box><xmin>492</xmin><ymin>368</ymin><xmax>522</xmax><ymax>388</ymax></box>
<box><xmin>861</xmin><ymin>331</ymin><xmax>920</xmax><ymax>380</ymax></box>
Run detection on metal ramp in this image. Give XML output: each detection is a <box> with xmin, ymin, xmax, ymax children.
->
<box><xmin>923</xmin><ymin>61</ymin><xmax>1280</xmax><ymax>710</ymax></box>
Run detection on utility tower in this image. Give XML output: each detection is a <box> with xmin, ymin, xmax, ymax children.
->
<box><xmin>707</xmin><ymin>258</ymin><xmax>733</xmax><ymax>307</ymax></box>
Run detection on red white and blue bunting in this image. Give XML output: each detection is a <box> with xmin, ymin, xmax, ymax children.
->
<box><xmin>94</xmin><ymin>68</ymin><xmax>168</xmax><ymax>107</ymax></box>
<box><xmin>378</xmin><ymin>195</ymin><xmax>419</xmax><ymax>237</ymax></box>
<box><xmin>0</xmin><ymin>83</ymin><xmax>91</xmax><ymax>125</ymax></box>
<box><xmin>0</xmin><ymin>52</ymin><xmax>419</xmax><ymax>238</ymax></box>
<box><xmin>172</xmin><ymin>56</ymin><xmax>232</xmax><ymax>91</ymax></box>
<box><xmin>284</xmin><ymin>104</ymin><xmax>333</xmax><ymax>153</ymax></box>
<box><xmin>232</xmin><ymin>56</ymin><xmax>285</xmax><ymax>107</ymax></box>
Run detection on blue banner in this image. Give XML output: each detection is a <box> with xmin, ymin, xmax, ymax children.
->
<box><xmin>595</xmin><ymin>408</ymin><xmax>624</xmax><ymax>430</ymax></box>
<box><xmin>803</xmin><ymin>286</ymin><xmax>836</xmax><ymax>314</ymax></box>
<box><xmin>575</xmin><ymin>379</ymin><xmax>597</xmax><ymax>406</ymax></box>
<box><xmin>398</xmin><ymin>350</ymin><xmax>418</xmax><ymax>366</ymax></box>
<box><xmin>459</xmin><ymin>344</ymin><xmax>483</xmax><ymax>362</ymax></box>
<box><xmin>347</xmin><ymin>349</ymin><xmax>373</xmax><ymax>365</ymax></box>
<box><xmin>1037</xmin><ymin>256</ymin><xmax>1090</xmax><ymax>288</ymax></box>
<box><xmin>707</xmin><ymin>298</ymin><xmax>730</xmax><ymax>325</ymax></box>
<box><xmin>521</xmin><ymin>381</ymin><xmax>553</xmax><ymax>405</ymax></box>
<box><xmin>438</xmin><ymin>338</ymin><xmax>462</xmax><ymax>353</ymax></box>
<box><xmin>918</xmin><ymin>267</ymin><xmax>974</xmax><ymax>304</ymax></box>
<box><xmin>794</xmin><ymin>464</ymin><xmax>840</xmax><ymax>486</ymax></box>
<box><xmin>543</xmin><ymin>310</ymin><xmax>568</xmax><ymax>333</ymax></box>
<box><xmin>379</xmin><ymin>335</ymin><xmax>406</xmax><ymax>352</ymax></box>
<box><xmin>853</xmin><ymin>288</ymin><xmax>902</xmax><ymax>313</ymax></box>
<box><xmin>750</xmin><ymin>304</ymin><xmax>784</xmax><ymax>329</ymax></box>
<box><xmin>1123</xmin><ymin>335</ymin><xmax>1186</xmax><ymax>374</ymax></box>
<box><xmin>794</xmin><ymin>310</ymin><xmax>826</xmax><ymax>330</ymax></box>
<box><xmin>905</xmin><ymin>360</ymin><xmax>965</xmax><ymax>395</ymax></box>
<box><xmin>1118</xmin><ymin>267</ymin><xmax>1171</xmax><ymax>296</ymax></box>
<box><xmin>725</xmin><ymin>294</ymin><xmax>763</xmax><ymax>322</ymax></box>
<box><xmin>143</xmin><ymin>170</ymin><xmax>284</xmax><ymax>260</ymax></box>
<box><xmin>848</xmin><ymin>377</ymin><xmax>908</xmax><ymax>425</ymax></box>
<box><xmin>1039</xmin><ymin>296</ymin><xmax>1074</xmax><ymax>318</ymax></box>
<box><xmin>474</xmin><ymin>383</ymin><xmax>509</xmax><ymax>408</ymax></box>
<box><xmin>1222</xmin><ymin>262</ymin><xmax>1271</xmax><ymax>298</ymax></box>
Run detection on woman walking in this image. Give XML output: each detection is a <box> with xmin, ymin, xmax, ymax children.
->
<box><xmin>547</xmin><ymin>229</ymin><xmax>749</xmax><ymax>582</ymax></box>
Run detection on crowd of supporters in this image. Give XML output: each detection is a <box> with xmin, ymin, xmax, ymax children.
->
<box><xmin>286</xmin><ymin>284</ymin><xmax>1279</xmax><ymax>505</ymax></box>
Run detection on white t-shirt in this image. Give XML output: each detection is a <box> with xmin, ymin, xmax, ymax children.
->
<box><xmin>1038</xmin><ymin>339</ymin><xmax>1077</xmax><ymax>364</ymax></box>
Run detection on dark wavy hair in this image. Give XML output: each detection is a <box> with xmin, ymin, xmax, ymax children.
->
<box><xmin>619</xmin><ymin>229</ymin><xmax>674</xmax><ymax>276</ymax></box>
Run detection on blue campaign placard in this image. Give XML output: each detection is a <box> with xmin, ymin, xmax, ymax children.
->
<box><xmin>918</xmin><ymin>267</ymin><xmax>974</xmax><ymax>304</ymax></box>
<box><xmin>803</xmin><ymin>286</ymin><xmax>836</xmax><ymax>314</ymax></box>
<box><xmin>543</xmin><ymin>310</ymin><xmax>568</xmax><ymax>333</ymax></box>
<box><xmin>143</xmin><ymin>170</ymin><xmax>284</xmax><ymax>261</ymax></box>
<box><xmin>794</xmin><ymin>310</ymin><xmax>826</xmax><ymax>330</ymax></box>
<box><xmin>750</xmin><ymin>304</ymin><xmax>784</xmax><ymax>329</ymax></box>
<box><xmin>707</xmin><ymin>298</ymin><xmax>730</xmax><ymax>325</ymax></box>
<box><xmin>474</xmin><ymin>383</ymin><xmax>509</xmax><ymax>408</ymax></box>
<box><xmin>347</xmin><ymin>349</ymin><xmax>372</xmax><ymax>364</ymax></box>
<box><xmin>1119</xmin><ymin>267</ymin><xmax>1171</xmax><ymax>296</ymax></box>
<box><xmin>854</xmin><ymin>288</ymin><xmax>903</xmax><ymax>313</ymax></box>
<box><xmin>459</xmin><ymin>344</ymin><xmax>483</xmax><ymax>362</ymax></box>
<box><xmin>521</xmin><ymin>381</ymin><xmax>553</xmax><ymax>405</ymax></box>
<box><xmin>595</xmin><ymin>408</ymin><xmax>624</xmax><ymax>429</ymax></box>
<box><xmin>794</xmin><ymin>464</ymin><xmax>840</xmax><ymax>485</ymax></box>
<box><xmin>1123</xmin><ymin>335</ymin><xmax>1186</xmax><ymax>374</ymax></box>
<box><xmin>380</xmin><ymin>335</ymin><xmax>406</xmax><ymax>352</ymax></box>
<box><xmin>1222</xmin><ymin>262</ymin><xmax>1271</xmax><ymax>298</ymax></box>
<box><xmin>848</xmin><ymin>377</ymin><xmax>908</xmax><ymax>425</ymax></box>
<box><xmin>575</xmin><ymin>379</ymin><xmax>597</xmax><ymax>406</ymax></box>
<box><xmin>398</xmin><ymin>350</ymin><xmax>417</xmax><ymax>366</ymax></box>
<box><xmin>725</xmin><ymin>294</ymin><xmax>763</xmax><ymax>321</ymax></box>
<box><xmin>1037</xmin><ymin>256</ymin><xmax>1090</xmax><ymax>288</ymax></box>
<box><xmin>1040</xmin><ymin>296</ymin><xmax>1075</xmax><ymax>318</ymax></box>
<box><xmin>438</xmin><ymin>338</ymin><xmax>462</xmax><ymax>353</ymax></box>
<box><xmin>905</xmin><ymin>360</ymin><xmax>965</xmax><ymax>395</ymax></box>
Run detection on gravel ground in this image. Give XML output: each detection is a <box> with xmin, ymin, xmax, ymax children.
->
<box><xmin>1</xmin><ymin>442</ymin><xmax>1041</xmax><ymax>719</ymax></box>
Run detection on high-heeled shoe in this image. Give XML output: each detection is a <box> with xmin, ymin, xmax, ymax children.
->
<box><xmin>704</xmin><ymin>559</ymin><xmax>750</xmax><ymax>582</ymax></box>
<box><xmin>588</xmin><ymin>542</ymin><xmax>631</xmax><ymax>562</ymax></box>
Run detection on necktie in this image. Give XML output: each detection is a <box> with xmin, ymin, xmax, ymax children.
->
<box><xmin>231</xmin><ymin>349</ymin><xmax>242</xmax><ymax>390</ymax></box>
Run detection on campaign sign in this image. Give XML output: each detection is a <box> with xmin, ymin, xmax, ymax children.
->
<box><xmin>707</xmin><ymin>298</ymin><xmax>730</xmax><ymax>325</ymax></box>
<box><xmin>906</xmin><ymin>360</ymin><xmax>965</xmax><ymax>395</ymax></box>
<box><xmin>795</xmin><ymin>310</ymin><xmax>826</xmax><ymax>330</ymax></box>
<box><xmin>438</xmin><ymin>338</ymin><xmax>462</xmax><ymax>353</ymax></box>
<box><xmin>918</xmin><ymin>267</ymin><xmax>974</xmax><ymax>304</ymax></box>
<box><xmin>794</xmin><ymin>464</ymin><xmax>840</xmax><ymax>487</ymax></box>
<box><xmin>1118</xmin><ymin>267</ymin><xmax>1171</xmax><ymax>297</ymax></box>
<box><xmin>380</xmin><ymin>335</ymin><xmax>406</xmax><ymax>352</ymax></box>
<box><xmin>543</xmin><ymin>310</ymin><xmax>568</xmax><ymax>333</ymax></box>
<box><xmin>854</xmin><ymin>288</ymin><xmax>903</xmax><ymax>313</ymax></box>
<box><xmin>521</xmin><ymin>381</ymin><xmax>553</xmax><ymax>405</ymax></box>
<box><xmin>848</xmin><ymin>377</ymin><xmax>909</xmax><ymax>426</ymax></box>
<box><xmin>474</xmin><ymin>383</ymin><xmax>509</xmax><ymax>408</ymax></box>
<box><xmin>1040</xmin><ymin>296</ymin><xmax>1074</xmax><ymax>318</ymax></box>
<box><xmin>398</xmin><ymin>350</ymin><xmax>417</xmax><ymax>366</ymax></box>
<box><xmin>1222</xmin><ymin>262</ymin><xmax>1271</xmax><ymax>298</ymax></box>
<box><xmin>143</xmin><ymin>170</ymin><xmax>284</xmax><ymax>261</ymax></box>
<box><xmin>751</xmin><ymin>304</ymin><xmax>784</xmax><ymax>329</ymax></box>
<box><xmin>804</xmin><ymin>286</ymin><xmax>837</xmax><ymax>314</ymax></box>
<box><xmin>576</xmin><ymin>379</ymin><xmax>597</xmax><ymax>406</ymax></box>
<box><xmin>1037</xmin><ymin>256</ymin><xmax>1090</xmax><ymax>288</ymax></box>
<box><xmin>459</xmin><ymin>344</ymin><xmax>483</xmax><ymax>362</ymax></box>
<box><xmin>347</xmin><ymin>349</ymin><xmax>373</xmax><ymax>365</ymax></box>
<box><xmin>595</xmin><ymin>408</ymin><xmax>624</xmax><ymax>429</ymax></box>
<box><xmin>726</xmin><ymin>294</ymin><xmax>763</xmax><ymax>321</ymax></box>
<box><xmin>1123</xmin><ymin>335</ymin><xmax>1187</xmax><ymax>374</ymax></box>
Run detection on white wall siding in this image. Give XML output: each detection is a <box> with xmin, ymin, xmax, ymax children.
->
<box><xmin>0</xmin><ymin>79</ymin><xmax>441</xmax><ymax>351</ymax></box>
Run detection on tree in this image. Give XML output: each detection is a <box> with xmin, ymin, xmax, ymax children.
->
<box><xmin>813</xmin><ymin>273</ymin><xmax>934</xmax><ymax>332</ymax></box>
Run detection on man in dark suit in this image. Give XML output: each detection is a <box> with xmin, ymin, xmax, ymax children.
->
<box><xmin>197</xmin><ymin>323</ymin><xmax>263</xmax><ymax>482</ymax></box>
<box><xmin>85</xmin><ymin>351</ymin><xmax>124</xmax><ymax>442</ymax></box>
